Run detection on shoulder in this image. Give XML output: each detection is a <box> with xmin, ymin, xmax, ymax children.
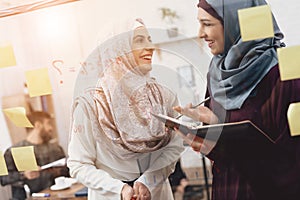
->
<box><xmin>4</xmin><ymin>140</ymin><xmax>29</xmax><ymax>157</ymax></box>
<box><xmin>48</xmin><ymin>142</ymin><xmax>63</xmax><ymax>149</ymax></box>
<box><xmin>265</xmin><ymin>64</ymin><xmax>300</xmax><ymax>96</ymax></box>
<box><xmin>9</xmin><ymin>140</ymin><xmax>30</xmax><ymax>149</ymax></box>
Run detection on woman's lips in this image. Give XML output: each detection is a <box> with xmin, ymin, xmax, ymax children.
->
<box><xmin>207</xmin><ymin>41</ymin><xmax>214</xmax><ymax>48</ymax></box>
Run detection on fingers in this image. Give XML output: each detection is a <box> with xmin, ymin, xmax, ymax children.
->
<box><xmin>133</xmin><ymin>182</ymin><xmax>151</xmax><ymax>200</ymax></box>
<box><xmin>187</xmin><ymin>133</ymin><xmax>204</xmax><ymax>152</ymax></box>
<box><xmin>172</xmin><ymin>106</ymin><xmax>182</xmax><ymax>114</ymax></box>
<box><xmin>173</xmin><ymin>103</ymin><xmax>193</xmax><ymax>114</ymax></box>
<box><xmin>121</xmin><ymin>184</ymin><xmax>134</xmax><ymax>200</ymax></box>
<box><xmin>174</xmin><ymin>128</ymin><xmax>192</xmax><ymax>146</ymax></box>
<box><xmin>24</xmin><ymin>170</ymin><xmax>40</xmax><ymax>179</ymax></box>
<box><xmin>174</xmin><ymin>129</ymin><xmax>205</xmax><ymax>152</ymax></box>
<box><xmin>174</xmin><ymin>102</ymin><xmax>219</xmax><ymax>124</ymax></box>
<box><xmin>197</xmin><ymin>106</ymin><xmax>219</xmax><ymax>124</ymax></box>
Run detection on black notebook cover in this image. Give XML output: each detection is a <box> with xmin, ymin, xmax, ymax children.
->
<box><xmin>151</xmin><ymin>113</ymin><xmax>276</xmax><ymax>159</ymax></box>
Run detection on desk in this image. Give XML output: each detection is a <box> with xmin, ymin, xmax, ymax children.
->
<box><xmin>31</xmin><ymin>183</ymin><xmax>87</xmax><ymax>200</ymax></box>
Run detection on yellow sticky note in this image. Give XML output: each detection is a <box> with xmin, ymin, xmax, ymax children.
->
<box><xmin>287</xmin><ymin>103</ymin><xmax>300</xmax><ymax>137</ymax></box>
<box><xmin>238</xmin><ymin>5</ymin><xmax>274</xmax><ymax>42</ymax></box>
<box><xmin>0</xmin><ymin>151</ymin><xmax>8</xmax><ymax>176</ymax></box>
<box><xmin>0</xmin><ymin>43</ymin><xmax>17</xmax><ymax>68</ymax></box>
<box><xmin>11</xmin><ymin>146</ymin><xmax>38</xmax><ymax>172</ymax></box>
<box><xmin>25</xmin><ymin>68</ymin><xmax>52</xmax><ymax>97</ymax></box>
<box><xmin>277</xmin><ymin>46</ymin><xmax>300</xmax><ymax>81</ymax></box>
<box><xmin>3</xmin><ymin>107</ymin><xmax>33</xmax><ymax>128</ymax></box>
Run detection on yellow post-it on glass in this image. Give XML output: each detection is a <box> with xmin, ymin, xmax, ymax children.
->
<box><xmin>238</xmin><ymin>5</ymin><xmax>274</xmax><ymax>42</ymax></box>
<box><xmin>0</xmin><ymin>151</ymin><xmax>8</xmax><ymax>176</ymax></box>
<box><xmin>287</xmin><ymin>103</ymin><xmax>300</xmax><ymax>137</ymax></box>
<box><xmin>3</xmin><ymin>107</ymin><xmax>33</xmax><ymax>128</ymax></box>
<box><xmin>11</xmin><ymin>146</ymin><xmax>38</xmax><ymax>171</ymax></box>
<box><xmin>25</xmin><ymin>68</ymin><xmax>52</xmax><ymax>97</ymax></box>
<box><xmin>0</xmin><ymin>43</ymin><xmax>17</xmax><ymax>68</ymax></box>
<box><xmin>277</xmin><ymin>46</ymin><xmax>300</xmax><ymax>81</ymax></box>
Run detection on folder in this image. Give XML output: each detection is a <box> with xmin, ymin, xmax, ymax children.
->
<box><xmin>151</xmin><ymin>113</ymin><xmax>277</xmax><ymax>159</ymax></box>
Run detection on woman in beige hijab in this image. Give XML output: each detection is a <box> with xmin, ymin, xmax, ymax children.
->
<box><xmin>67</xmin><ymin>18</ymin><xmax>184</xmax><ymax>200</ymax></box>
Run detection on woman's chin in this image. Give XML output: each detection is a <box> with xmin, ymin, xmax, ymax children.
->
<box><xmin>139</xmin><ymin>64</ymin><xmax>152</xmax><ymax>75</ymax></box>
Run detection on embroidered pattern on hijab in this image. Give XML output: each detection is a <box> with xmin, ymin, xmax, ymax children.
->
<box><xmin>198</xmin><ymin>0</ymin><xmax>285</xmax><ymax>110</ymax></box>
<box><xmin>71</xmin><ymin>18</ymin><xmax>177</xmax><ymax>159</ymax></box>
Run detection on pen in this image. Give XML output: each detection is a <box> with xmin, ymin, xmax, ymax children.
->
<box><xmin>175</xmin><ymin>96</ymin><xmax>211</xmax><ymax>119</ymax></box>
<box><xmin>32</xmin><ymin>193</ymin><xmax>51</xmax><ymax>197</ymax></box>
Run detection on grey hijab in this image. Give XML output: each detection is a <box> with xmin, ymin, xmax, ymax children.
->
<box><xmin>202</xmin><ymin>0</ymin><xmax>285</xmax><ymax>110</ymax></box>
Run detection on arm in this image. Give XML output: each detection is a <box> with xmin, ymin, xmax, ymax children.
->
<box><xmin>67</xmin><ymin>105</ymin><xmax>126</xmax><ymax>198</ymax></box>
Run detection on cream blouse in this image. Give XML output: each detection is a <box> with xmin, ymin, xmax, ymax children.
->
<box><xmin>67</xmin><ymin>105</ymin><xmax>184</xmax><ymax>200</ymax></box>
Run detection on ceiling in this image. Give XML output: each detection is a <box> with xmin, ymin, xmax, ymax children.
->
<box><xmin>0</xmin><ymin>0</ymin><xmax>79</xmax><ymax>18</ymax></box>
<box><xmin>0</xmin><ymin>0</ymin><xmax>40</xmax><ymax>9</ymax></box>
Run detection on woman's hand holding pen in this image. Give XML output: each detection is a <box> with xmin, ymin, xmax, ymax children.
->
<box><xmin>172</xmin><ymin>99</ymin><xmax>219</xmax><ymax>154</ymax></box>
<box><xmin>173</xmin><ymin>103</ymin><xmax>219</xmax><ymax>125</ymax></box>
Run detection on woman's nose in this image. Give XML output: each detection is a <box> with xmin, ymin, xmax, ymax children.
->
<box><xmin>145</xmin><ymin>41</ymin><xmax>155</xmax><ymax>51</ymax></box>
<box><xmin>198</xmin><ymin>27</ymin><xmax>206</xmax><ymax>38</ymax></box>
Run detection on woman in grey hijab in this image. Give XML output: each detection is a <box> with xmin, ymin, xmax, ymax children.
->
<box><xmin>174</xmin><ymin>0</ymin><xmax>300</xmax><ymax>199</ymax></box>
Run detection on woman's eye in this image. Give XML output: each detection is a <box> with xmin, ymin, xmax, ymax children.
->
<box><xmin>204</xmin><ymin>23</ymin><xmax>212</xmax><ymax>27</ymax></box>
<box><xmin>135</xmin><ymin>38</ymin><xmax>144</xmax><ymax>43</ymax></box>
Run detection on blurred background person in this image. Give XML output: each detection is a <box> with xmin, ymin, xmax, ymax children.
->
<box><xmin>1</xmin><ymin>111</ymin><xmax>69</xmax><ymax>200</ymax></box>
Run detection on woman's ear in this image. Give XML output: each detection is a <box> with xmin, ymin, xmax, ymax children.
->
<box><xmin>34</xmin><ymin>120</ymin><xmax>43</xmax><ymax>129</ymax></box>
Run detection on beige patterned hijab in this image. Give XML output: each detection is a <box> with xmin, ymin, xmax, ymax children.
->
<box><xmin>71</xmin><ymin>19</ymin><xmax>178</xmax><ymax>159</ymax></box>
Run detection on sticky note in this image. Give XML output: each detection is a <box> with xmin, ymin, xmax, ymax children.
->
<box><xmin>25</xmin><ymin>68</ymin><xmax>52</xmax><ymax>97</ymax></box>
<box><xmin>238</xmin><ymin>5</ymin><xmax>274</xmax><ymax>42</ymax></box>
<box><xmin>3</xmin><ymin>107</ymin><xmax>33</xmax><ymax>128</ymax></box>
<box><xmin>0</xmin><ymin>43</ymin><xmax>17</xmax><ymax>68</ymax></box>
<box><xmin>11</xmin><ymin>146</ymin><xmax>38</xmax><ymax>171</ymax></box>
<box><xmin>277</xmin><ymin>45</ymin><xmax>300</xmax><ymax>81</ymax></box>
<box><xmin>287</xmin><ymin>103</ymin><xmax>300</xmax><ymax>137</ymax></box>
<box><xmin>0</xmin><ymin>152</ymin><xmax>8</xmax><ymax>176</ymax></box>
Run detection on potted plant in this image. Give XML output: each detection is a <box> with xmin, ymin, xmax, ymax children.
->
<box><xmin>159</xmin><ymin>7</ymin><xmax>180</xmax><ymax>37</ymax></box>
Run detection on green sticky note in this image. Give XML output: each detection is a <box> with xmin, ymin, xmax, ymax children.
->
<box><xmin>277</xmin><ymin>45</ymin><xmax>300</xmax><ymax>81</ymax></box>
<box><xmin>287</xmin><ymin>103</ymin><xmax>300</xmax><ymax>137</ymax></box>
<box><xmin>0</xmin><ymin>43</ymin><xmax>17</xmax><ymax>68</ymax></box>
<box><xmin>0</xmin><ymin>152</ymin><xmax>8</xmax><ymax>176</ymax></box>
<box><xmin>238</xmin><ymin>5</ymin><xmax>274</xmax><ymax>42</ymax></box>
<box><xmin>11</xmin><ymin>146</ymin><xmax>38</xmax><ymax>172</ymax></box>
<box><xmin>25</xmin><ymin>68</ymin><xmax>52</xmax><ymax>97</ymax></box>
<box><xmin>3</xmin><ymin>107</ymin><xmax>33</xmax><ymax>128</ymax></box>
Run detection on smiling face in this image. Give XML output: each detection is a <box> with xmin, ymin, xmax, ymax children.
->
<box><xmin>131</xmin><ymin>26</ymin><xmax>155</xmax><ymax>75</ymax></box>
<box><xmin>198</xmin><ymin>7</ymin><xmax>224</xmax><ymax>55</ymax></box>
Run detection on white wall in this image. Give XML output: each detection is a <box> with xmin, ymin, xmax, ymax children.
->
<box><xmin>267</xmin><ymin>0</ymin><xmax>300</xmax><ymax>46</ymax></box>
